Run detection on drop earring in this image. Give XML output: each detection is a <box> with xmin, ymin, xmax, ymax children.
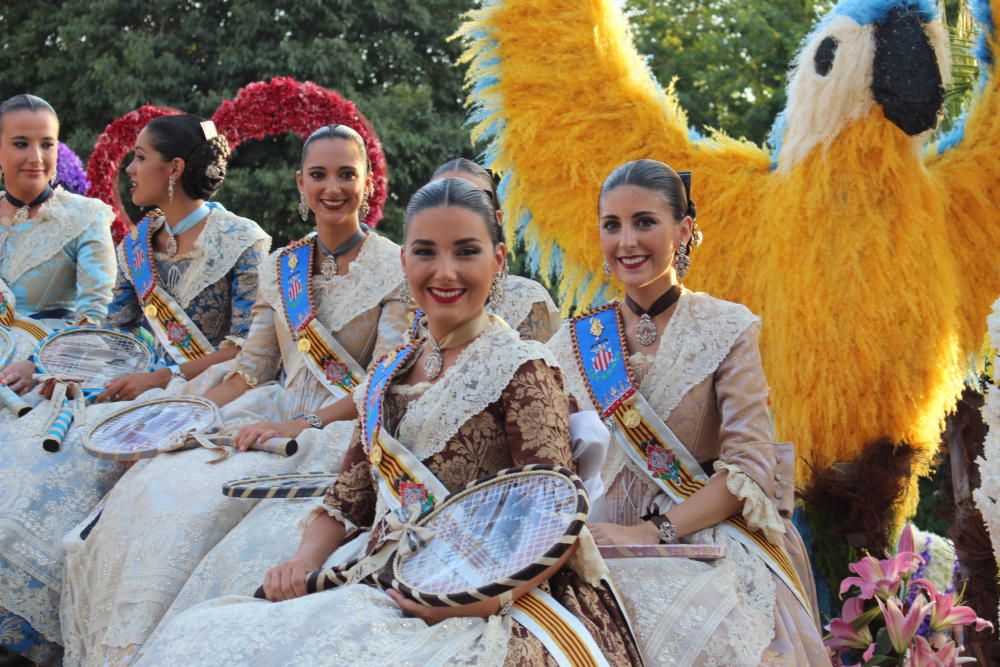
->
<box><xmin>602</xmin><ymin>260</ymin><xmax>611</xmax><ymax>277</ymax></box>
<box><xmin>673</xmin><ymin>243</ymin><xmax>691</xmax><ymax>279</ymax></box>
<box><xmin>298</xmin><ymin>192</ymin><xmax>309</xmax><ymax>222</ymax></box>
<box><xmin>167</xmin><ymin>177</ymin><xmax>175</xmax><ymax>204</ymax></box>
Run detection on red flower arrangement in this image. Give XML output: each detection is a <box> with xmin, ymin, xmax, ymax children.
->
<box><xmin>86</xmin><ymin>77</ymin><xmax>388</xmax><ymax>243</ymax></box>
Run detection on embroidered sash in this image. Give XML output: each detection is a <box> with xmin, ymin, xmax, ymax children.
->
<box><xmin>360</xmin><ymin>343</ymin><xmax>611</xmax><ymax>667</ymax></box>
<box><xmin>124</xmin><ymin>212</ymin><xmax>214</xmax><ymax>363</ymax></box>
<box><xmin>570</xmin><ymin>303</ymin><xmax>812</xmax><ymax>615</ymax></box>
<box><xmin>277</xmin><ymin>238</ymin><xmax>365</xmax><ymax>400</ymax></box>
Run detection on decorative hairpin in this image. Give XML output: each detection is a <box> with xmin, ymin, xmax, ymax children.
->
<box><xmin>201</xmin><ymin>120</ymin><xmax>219</xmax><ymax>141</ymax></box>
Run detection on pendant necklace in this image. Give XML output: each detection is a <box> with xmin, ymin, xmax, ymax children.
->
<box><xmin>624</xmin><ymin>285</ymin><xmax>681</xmax><ymax>346</ymax></box>
<box><xmin>164</xmin><ymin>202</ymin><xmax>211</xmax><ymax>257</ymax></box>
<box><xmin>4</xmin><ymin>185</ymin><xmax>55</xmax><ymax>224</ymax></box>
<box><xmin>316</xmin><ymin>226</ymin><xmax>368</xmax><ymax>279</ymax></box>
<box><xmin>422</xmin><ymin>312</ymin><xmax>491</xmax><ymax>380</ymax></box>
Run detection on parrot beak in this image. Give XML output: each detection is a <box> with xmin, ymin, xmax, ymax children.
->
<box><xmin>871</xmin><ymin>8</ymin><xmax>944</xmax><ymax>136</ymax></box>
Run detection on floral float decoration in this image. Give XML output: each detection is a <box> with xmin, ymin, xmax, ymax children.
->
<box><xmin>826</xmin><ymin>524</ymin><xmax>992</xmax><ymax>666</ymax></box>
<box><xmin>54</xmin><ymin>142</ymin><xmax>90</xmax><ymax>195</ymax></box>
<box><xmin>85</xmin><ymin>77</ymin><xmax>388</xmax><ymax>243</ymax></box>
<box><xmin>974</xmin><ymin>296</ymin><xmax>1000</xmax><ymax>625</ymax></box>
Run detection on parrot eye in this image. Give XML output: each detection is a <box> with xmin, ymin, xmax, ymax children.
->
<box><xmin>814</xmin><ymin>36</ymin><xmax>838</xmax><ymax>76</ymax></box>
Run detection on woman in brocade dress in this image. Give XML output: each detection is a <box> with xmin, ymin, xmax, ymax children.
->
<box><xmin>136</xmin><ymin>177</ymin><xmax>642</xmax><ymax>667</ymax></box>
<box><xmin>0</xmin><ymin>94</ymin><xmax>117</xmax><ymax>664</ymax></box>
<box><xmin>548</xmin><ymin>159</ymin><xmax>829</xmax><ymax>666</ymax></box>
<box><xmin>59</xmin><ymin>124</ymin><xmax>408</xmax><ymax>666</ymax></box>
<box><xmin>156</xmin><ymin>158</ymin><xmax>564</xmax><ymax>623</ymax></box>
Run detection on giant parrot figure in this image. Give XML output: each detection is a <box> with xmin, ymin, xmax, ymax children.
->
<box><xmin>459</xmin><ymin>0</ymin><xmax>1000</xmax><ymax>533</ymax></box>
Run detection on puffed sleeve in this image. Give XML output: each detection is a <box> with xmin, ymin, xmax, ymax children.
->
<box><xmin>221</xmin><ymin>244</ymin><xmax>265</xmax><ymax>349</ymax></box>
<box><xmin>224</xmin><ymin>289</ymin><xmax>282</xmax><ymax>388</ymax></box>
<box><xmin>711</xmin><ymin>322</ymin><xmax>791</xmax><ymax>543</ymax></box>
<box><xmin>104</xmin><ymin>245</ymin><xmax>143</xmax><ymax>331</ymax></box>
<box><xmin>516</xmin><ymin>300</ymin><xmax>561</xmax><ymax>343</ymax></box>
<box><xmin>72</xmin><ymin>219</ymin><xmax>117</xmax><ymax>324</ymax></box>
<box><xmin>502</xmin><ymin>358</ymin><xmax>574</xmax><ymax>467</ymax></box>
<box><xmin>369</xmin><ymin>288</ymin><xmax>409</xmax><ymax>362</ymax></box>
<box><xmin>304</xmin><ymin>425</ymin><xmax>377</xmax><ymax>534</ymax></box>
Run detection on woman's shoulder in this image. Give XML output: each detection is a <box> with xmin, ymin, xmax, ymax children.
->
<box><xmin>209</xmin><ymin>207</ymin><xmax>269</xmax><ymax>242</ymax></box>
<box><xmin>47</xmin><ymin>188</ymin><xmax>114</xmax><ymax>226</ymax></box>
<box><xmin>682</xmin><ymin>289</ymin><xmax>760</xmax><ymax>327</ymax></box>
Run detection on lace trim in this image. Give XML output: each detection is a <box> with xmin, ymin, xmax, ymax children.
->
<box><xmin>492</xmin><ymin>274</ymin><xmax>557</xmax><ymax>331</ymax></box>
<box><xmin>119</xmin><ymin>210</ymin><xmax>269</xmax><ymax>309</ymax></box>
<box><xmin>300</xmin><ymin>504</ymin><xmax>359</xmax><ymax>536</ymax></box>
<box><xmin>258</xmin><ymin>232</ymin><xmax>403</xmax><ymax>334</ymax></box>
<box><xmin>224</xmin><ymin>368</ymin><xmax>260</xmax><ymax>388</ymax></box>
<box><xmin>396</xmin><ymin>320</ymin><xmax>559</xmax><ymax>462</ymax></box>
<box><xmin>221</xmin><ymin>335</ymin><xmax>245</xmax><ymax>349</ymax></box>
<box><xmin>713</xmin><ymin>462</ymin><xmax>786</xmax><ymax>544</ymax></box>
<box><xmin>0</xmin><ymin>188</ymin><xmax>113</xmax><ymax>283</ymax></box>
<box><xmin>567</xmin><ymin>525</ymin><xmax>608</xmax><ymax>586</ymax></box>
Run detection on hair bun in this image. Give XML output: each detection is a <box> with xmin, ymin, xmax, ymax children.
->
<box><xmin>182</xmin><ymin>135</ymin><xmax>231</xmax><ymax>200</ymax></box>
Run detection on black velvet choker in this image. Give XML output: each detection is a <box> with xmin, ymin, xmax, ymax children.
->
<box><xmin>5</xmin><ymin>185</ymin><xmax>54</xmax><ymax>211</ymax></box>
<box><xmin>624</xmin><ymin>285</ymin><xmax>681</xmax><ymax>346</ymax></box>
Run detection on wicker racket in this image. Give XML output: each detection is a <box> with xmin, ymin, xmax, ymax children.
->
<box><xmin>223</xmin><ymin>471</ymin><xmax>337</xmax><ymax>499</ymax></box>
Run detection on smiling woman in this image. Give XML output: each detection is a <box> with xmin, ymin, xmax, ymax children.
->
<box><xmin>0</xmin><ymin>93</ymin><xmax>119</xmax><ymax>665</ymax></box>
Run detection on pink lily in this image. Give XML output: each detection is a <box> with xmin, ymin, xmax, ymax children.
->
<box><xmin>897</xmin><ymin>523</ymin><xmax>916</xmax><ymax>555</ymax></box>
<box><xmin>910</xmin><ymin>579</ymin><xmax>995</xmax><ymax>634</ymax></box>
<box><xmin>905</xmin><ymin>636</ymin><xmax>976</xmax><ymax>667</ymax></box>
<box><xmin>877</xmin><ymin>594</ymin><xmax>933</xmax><ymax>653</ymax></box>
<box><xmin>824</xmin><ymin>598</ymin><xmax>876</xmax><ymax>653</ymax></box>
<box><xmin>840</xmin><ymin>552</ymin><xmax>924</xmax><ymax>600</ymax></box>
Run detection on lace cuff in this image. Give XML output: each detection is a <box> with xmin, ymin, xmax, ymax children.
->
<box><xmin>75</xmin><ymin>313</ymin><xmax>101</xmax><ymax>326</ymax></box>
<box><xmin>568</xmin><ymin>525</ymin><xmax>609</xmax><ymax>586</ymax></box>
<box><xmin>713</xmin><ymin>461</ymin><xmax>786</xmax><ymax>544</ymax></box>
<box><xmin>299</xmin><ymin>502</ymin><xmax>360</xmax><ymax>536</ymax></box>
<box><xmin>224</xmin><ymin>367</ymin><xmax>259</xmax><ymax>388</ymax></box>
<box><xmin>221</xmin><ymin>335</ymin><xmax>246</xmax><ymax>349</ymax></box>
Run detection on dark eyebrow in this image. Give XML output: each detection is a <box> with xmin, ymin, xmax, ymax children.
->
<box><xmin>631</xmin><ymin>211</ymin><xmax>657</xmax><ymax>218</ymax></box>
<box><xmin>454</xmin><ymin>237</ymin><xmax>484</xmax><ymax>245</ymax></box>
<box><xmin>411</xmin><ymin>239</ymin><xmax>435</xmax><ymax>246</ymax></box>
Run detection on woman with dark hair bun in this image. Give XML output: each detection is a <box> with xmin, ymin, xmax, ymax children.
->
<box><xmin>548</xmin><ymin>159</ymin><xmax>827</xmax><ymax>664</ymax></box>
<box><xmin>61</xmin><ymin>123</ymin><xmax>409</xmax><ymax>665</ymax></box>
<box><xmin>0</xmin><ymin>110</ymin><xmax>268</xmax><ymax>665</ymax></box>
<box><xmin>429</xmin><ymin>158</ymin><xmax>560</xmax><ymax>342</ymax></box>
<box><xmin>0</xmin><ymin>93</ymin><xmax>118</xmax><ymax>665</ymax></box>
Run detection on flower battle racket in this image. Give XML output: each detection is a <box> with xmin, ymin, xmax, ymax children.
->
<box><xmin>33</xmin><ymin>326</ymin><xmax>155</xmax><ymax>395</ymax></box>
<box><xmin>222</xmin><ymin>471</ymin><xmax>337</xmax><ymax>499</ymax></box>
<box><xmin>254</xmin><ymin>465</ymin><xmax>589</xmax><ymax>605</ymax></box>
<box><xmin>84</xmin><ymin>396</ymin><xmax>298</xmax><ymax>462</ymax></box>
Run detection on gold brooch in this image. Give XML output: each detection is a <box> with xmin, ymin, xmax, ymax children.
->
<box><xmin>296</xmin><ymin>337</ymin><xmax>312</xmax><ymax>353</ymax></box>
<box><xmin>130</xmin><ymin>228</ymin><xmax>140</xmax><ymax>240</ymax></box>
<box><xmin>622</xmin><ymin>407</ymin><xmax>641</xmax><ymax>429</ymax></box>
<box><xmin>144</xmin><ymin>304</ymin><xmax>158</xmax><ymax>319</ymax></box>
<box><xmin>371</xmin><ymin>446</ymin><xmax>383</xmax><ymax>465</ymax></box>
<box><xmin>288</xmin><ymin>253</ymin><xmax>299</xmax><ymax>270</ymax></box>
<box><xmin>589</xmin><ymin>317</ymin><xmax>604</xmax><ymax>337</ymax></box>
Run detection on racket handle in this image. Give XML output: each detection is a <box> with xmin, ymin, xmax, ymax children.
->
<box><xmin>43</xmin><ymin>405</ymin><xmax>74</xmax><ymax>452</ymax></box>
<box><xmin>253</xmin><ymin>585</ymin><xmax>266</xmax><ymax>600</ymax></box>
<box><xmin>0</xmin><ymin>384</ymin><xmax>31</xmax><ymax>417</ymax></box>
<box><xmin>251</xmin><ymin>567</ymin><xmax>342</xmax><ymax>600</ymax></box>
<box><xmin>250</xmin><ymin>438</ymin><xmax>298</xmax><ymax>457</ymax></box>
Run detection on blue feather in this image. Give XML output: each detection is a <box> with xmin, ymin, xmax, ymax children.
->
<box><xmin>829</xmin><ymin>0</ymin><xmax>938</xmax><ymax>27</ymax></box>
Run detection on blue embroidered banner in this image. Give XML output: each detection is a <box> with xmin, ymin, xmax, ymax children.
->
<box><xmin>363</xmin><ymin>344</ymin><xmax>418</xmax><ymax>449</ymax></box>
<box><xmin>125</xmin><ymin>214</ymin><xmax>157</xmax><ymax>301</ymax></box>
<box><xmin>279</xmin><ymin>242</ymin><xmax>315</xmax><ymax>333</ymax></box>
<box><xmin>571</xmin><ymin>306</ymin><xmax>636</xmax><ymax>417</ymax></box>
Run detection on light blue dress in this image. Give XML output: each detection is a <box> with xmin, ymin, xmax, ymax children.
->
<box><xmin>0</xmin><ymin>204</ymin><xmax>267</xmax><ymax>664</ymax></box>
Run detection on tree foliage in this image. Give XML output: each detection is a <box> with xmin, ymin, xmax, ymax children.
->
<box><xmin>0</xmin><ymin>0</ymin><xmax>476</xmax><ymax>243</ymax></box>
<box><xmin>626</xmin><ymin>0</ymin><xmax>834</xmax><ymax>145</ymax></box>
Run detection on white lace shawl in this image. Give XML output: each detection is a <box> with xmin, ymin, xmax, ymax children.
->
<box><xmin>0</xmin><ymin>188</ymin><xmax>113</xmax><ymax>283</ymax></box>
<box><xmin>118</xmin><ymin>209</ymin><xmax>270</xmax><ymax>309</ymax></box>
<box><xmin>258</xmin><ymin>231</ymin><xmax>403</xmax><ymax>334</ymax></box>
<box><xmin>354</xmin><ymin>318</ymin><xmax>558</xmax><ymax>462</ymax></box>
<box><xmin>549</xmin><ymin>290</ymin><xmax>759</xmax><ymax>486</ymax></box>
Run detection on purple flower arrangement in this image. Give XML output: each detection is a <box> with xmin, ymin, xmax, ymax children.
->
<box><xmin>54</xmin><ymin>142</ymin><xmax>90</xmax><ymax>195</ymax></box>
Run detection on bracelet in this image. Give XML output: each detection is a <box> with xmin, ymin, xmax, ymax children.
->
<box><xmin>294</xmin><ymin>413</ymin><xmax>323</xmax><ymax>430</ymax></box>
<box><xmin>166</xmin><ymin>364</ymin><xmax>186</xmax><ymax>380</ymax></box>
<box><xmin>647</xmin><ymin>513</ymin><xmax>678</xmax><ymax>544</ymax></box>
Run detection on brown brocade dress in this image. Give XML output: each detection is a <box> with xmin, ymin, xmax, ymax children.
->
<box><xmin>134</xmin><ymin>321</ymin><xmax>641</xmax><ymax>667</ymax></box>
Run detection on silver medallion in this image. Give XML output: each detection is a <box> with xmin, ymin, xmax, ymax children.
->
<box><xmin>166</xmin><ymin>233</ymin><xmax>178</xmax><ymax>258</ymax></box>
<box><xmin>636</xmin><ymin>314</ymin><xmax>657</xmax><ymax>346</ymax></box>
<box><xmin>423</xmin><ymin>346</ymin><xmax>443</xmax><ymax>380</ymax></box>
<box><xmin>320</xmin><ymin>255</ymin><xmax>338</xmax><ymax>279</ymax></box>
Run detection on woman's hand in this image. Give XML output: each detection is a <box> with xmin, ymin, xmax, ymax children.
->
<box><xmin>262</xmin><ymin>556</ymin><xmax>319</xmax><ymax>602</ymax></box>
<box><xmin>95</xmin><ymin>368</ymin><xmax>171</xmax><ymax>402</ymax></box>
<box><xmin>233</xmin><ymin>420</ymin><xmax>308</xmax><ymax>451</ymax></box>
<box><xmin>386</xmin><ymin>589</ymin><xmax>498</xmax><ymax>625</ymax></box>
<box><xmin>590</xmin><ymin>521</ymin><xmax>659</xmax><ymax>546</ymax></box>
<box><xmin>0</xmin><ymin>360</ymin><xmax>36</xmax><ymax>395</ymax></box>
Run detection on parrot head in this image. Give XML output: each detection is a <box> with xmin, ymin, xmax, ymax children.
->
<box><xmin>769</xmin><ymin>0</ymin><xmax>950</xmax><ymax>172</ymax></box>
